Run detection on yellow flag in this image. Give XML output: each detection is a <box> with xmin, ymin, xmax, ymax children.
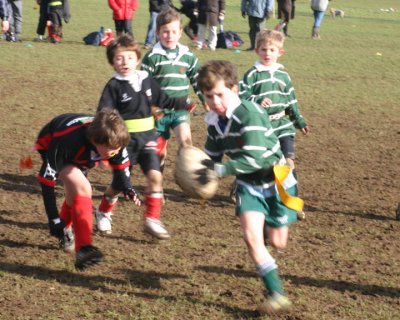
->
<box><xmin>273</xmin><ymin>165</ymin><xmax>304</xmax><ymax>212</ymax></box>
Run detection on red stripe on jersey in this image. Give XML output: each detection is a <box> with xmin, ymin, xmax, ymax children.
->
<box><xmin>109</xmin><ymin>161</ymin><xmax>130</xmax><ymax>170</ymax></box>
<box><xmin>37</xmin><ymin>174</ymin><xmax>57</xmax><ymax>187</ymax></box>
<box><xmin>53</xmin><ymin>123</ymin><xmax>86</xmax><ymax>138</ymax></box>
<box><xmin>73</xmin><ymin>146</ymin><xmax>87</xmax><ymax>162</ymax></box>
<box><xmin>35</xmin><ymin>133</ymin><xmax>53</xmax><ymax>150</ymax></box>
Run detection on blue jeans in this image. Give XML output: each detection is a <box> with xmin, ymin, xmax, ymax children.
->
<box><xmin>313</xmin><ymin>10</ymin><xmax>325</xmax><ymax>28</ymax></box>
<box><xmin>144</xmin><ymin>11</ymin><xmax>158</xmax><ymax>46</ymax></box>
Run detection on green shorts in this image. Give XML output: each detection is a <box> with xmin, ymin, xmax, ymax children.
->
<box><xmin>155</xmin><ymin>110</ymin><xmax>190</xmax><ymax>140</ymax></box>
<box><xmin>235</xmin><ymin>184</ymin><xmax>297</xmax><ymax>228</ymax></box>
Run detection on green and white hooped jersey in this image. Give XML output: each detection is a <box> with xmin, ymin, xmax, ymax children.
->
<box><xmin>239</xmin><ymin>62</ymin><xmax>307</xmax><ymax>138</ymax></box>
<box><xmin>141</xmin><ymin>42</ymin><xmax>202</xmax><ymax>104</ymax></box>
<box><xmin>204</xmin><ymin>99</ymin><xmax>296</xmax><ymax>194</ymax></box>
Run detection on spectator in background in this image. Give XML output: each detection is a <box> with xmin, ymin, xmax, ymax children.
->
<box><xmin>276</xmin><ymin>0</ymin><xmax>295</xmax><ymax>37</ymax></box>
<box><xmin>0</xmin><ymin>0</ymin><xmax>10</xmax><ymax>33</ymax></box>
<box><xmin>195</xmin><ymin>0</ymin><xmax>225</xmax><ymax>51</ymax></box>
<box><xmin>108</xmin><ymin>0</ymin><xmax>138</xmax><ymax>37</ymax></box>
<box><xmin>47</xmin><ymin>0</ymin><xmax>69</xmax><ymax>44</ymax></box>
<box><xmin>143</xmin><ymin>0</ymin><xmax>172</xmax><ymax>49</ymax></box>
<box><xmin>241</xmin><ymin>0</ymin><xmax>270</xmax><ymax>51</ymax></box>
<box><xmin>34</xmin><ymin>0</ymin><xmax>49</xmax><ymax>42</ymax></box>
<box><xmin>178</xmin><ymin>0</ymin><xmax>198</xmax><ymax>40</ymax></box>
<box><xmin>7</xmin><ymin>0</ymin><xmax>23</xmax><ymax>42</ymax></box>
<box><xmin>310</xmin><ymin>0</ymin><xmax>329</xmax><ymax>40</ymax></box>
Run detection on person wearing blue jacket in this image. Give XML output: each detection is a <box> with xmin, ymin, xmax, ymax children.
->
<box><xmin>241</xmin><ymin>0</ymin><xmax>271</xmax><ymax>51</ymax></box>
<box><xmin>0</xmin><ymin>0</ymin><xmax>10</xmax><ymax>33</ymax></box>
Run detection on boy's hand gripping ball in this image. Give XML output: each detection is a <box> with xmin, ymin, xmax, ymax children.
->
<box><xmin>175</xmin><ymin>146</ymin><xmax>219</xmax><ymax>199</ymax></box>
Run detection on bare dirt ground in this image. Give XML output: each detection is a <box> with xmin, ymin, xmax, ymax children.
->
<box><xmin>0</xmin><ymin>101</ymin><xmax>399</xmax><ymax>319</ymax></box>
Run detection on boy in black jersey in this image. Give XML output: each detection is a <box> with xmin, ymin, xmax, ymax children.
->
<box><xmin>98</xmin><ymin>35</ymin><xmax>189</xmax><ymax>239</ymax></box>
<box><xmin>36</xmin><ymin>108</ymin><xmax>140</xmax><ymax>270</ymax></box>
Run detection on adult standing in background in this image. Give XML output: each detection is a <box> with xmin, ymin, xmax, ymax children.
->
<box><xmin>0</xmin><ymin>0</ymin><xmax>9</xmax><ymax>33</ymax></box>
<box><xmin>276</xmin><ymin>0</ymin><xmax>294</xmax><ymax>37</ymax></box>
<box><xmin>7</xmin><ymin>0</ymin><xmax>23</xmax><ymax>41</ymax></box>
<box><xmin>310</xmin><ymin>0</ymin><xmax>329</xmax><ymax>39</ymax></box>
<box><xmin>195</xmin><ymin>0</ymin><xmax>225</xmax><ymax>51</ymax></box>
<box><xmin>34</xmin><ymin>0</ymin><xmax>49</xmax><ymax>42</ymax></box>
<box><xmin>241</xmin><ymin>0</ymin><xmax>270</xmax><ymax>51</ymax></box>
<box><xmin>143</xmin><ymin>0</ymin><xmax>173</xmax><ymax>49</ymax></box>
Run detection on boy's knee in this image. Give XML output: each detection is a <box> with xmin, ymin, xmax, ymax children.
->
<box><xmin>286</xmin><ymin>158</ymin><xmax>295</xmax><ymax>169</ymax></box>
<box><xmin>269</xmin><ymin>237</ymin><xmax>288</xmax><ymax>250</ymax></box>
<box><xmin>147</xmin><ymin>170</ymin><xmax>163</xmax><ymax>186</ymax></box>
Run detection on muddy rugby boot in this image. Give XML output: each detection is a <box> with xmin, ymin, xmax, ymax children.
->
<box><xmin>75</xmin><ymin>245</ymin><xmax>103</xmax><ymax>270</ymax></box>
<box><xmin>95</xmin><ymin>209</ymin><xmax>112</xmax><ymax>234</ymax></box>
<box><xmin>258</xmin><ymin>292</ymin><xmax>292</xmax><ymax>316</ymax></box>
<box><xmin>59</xmin><ymin>226</ymin><xmax>75</xmax><ymax>253</ymax></box>
<box><xmin>297</xmin><ymin>210</ymin><xmax>306</xmax><ymax>220</ymax></box>
<box><xmin>144</xmin><ymin>218</ymin><xmax>170</xmax><ymax>240</ymax></box>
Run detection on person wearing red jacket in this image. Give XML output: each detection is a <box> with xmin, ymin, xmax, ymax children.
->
<box><xmin>108</xmin><ymin>0</ymin><xmax>138</xmax><ymax>37</ymax></box>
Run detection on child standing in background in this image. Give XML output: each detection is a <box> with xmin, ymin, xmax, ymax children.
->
<box><xmin>47</xmin><ymin>0</ymin><xmax>70</xmax><ymax>43</ymax></box>
<box><xmin>141</xmin><ymin>8</ymin><xmax>202</xmax><ymax>173</ymax></box>
<box><xmin>108</xmin><ymin>0</ymin><xmax>138</xmax><ymax>37</ymax></box>
<box><xmin>239</xmin><ymin>29</ymin><xmax>309</xmax><ymax>219</ymax></box>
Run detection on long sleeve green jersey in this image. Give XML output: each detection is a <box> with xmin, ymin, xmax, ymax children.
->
<box><xmin>204</xmin><ymin>99</ymin><xmax>285</xmax><ymax>187</ymax></box>
<box><xmin>141</xmin><ymin>42</ymin><xmax>203</xmax><ymax>103</ymax></box>
<box><xmin>239</xmin><ymin>62</ymin><xmax>307</xmax><ymax>139</ymax></box>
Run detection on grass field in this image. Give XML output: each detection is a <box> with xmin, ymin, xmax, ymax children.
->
<box><xmin>0</xmin><ymin>0</ymin><xmax>399</xmax><ymax>319</ymax></box>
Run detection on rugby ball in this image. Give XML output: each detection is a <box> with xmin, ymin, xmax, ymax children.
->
<box><xmin>175</xmin><ymin>146</ymin><xmax>219</xmax><ymax>199</ymax></box>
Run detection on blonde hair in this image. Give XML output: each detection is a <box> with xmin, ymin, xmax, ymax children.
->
<box><xmin>256</xmin><ymin>29</ymin><xmax>285</xmax><ymax>50</ymax></box>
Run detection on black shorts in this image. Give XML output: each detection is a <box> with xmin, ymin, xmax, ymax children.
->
<box><xmin>126</xmin><ymin>131</ymin><xmax>161</xmax><ymax>174</ymax></box>
<box><xmin>279</xmin><ymin>135</ymin><xmax>295</xmax><ymax>159</ymax></box>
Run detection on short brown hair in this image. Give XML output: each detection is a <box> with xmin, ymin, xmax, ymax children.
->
<box><xmin>156</xmin><ymin>7</ymin><xmax>182</xmax><ymax>32</ymax></box>
<box><xmin>256</xmin><ymin>29</ymin><xmax>285</xmax><ymax>50</ymax></box>
<box><xmin>106</xmin><ymin>35</ymin><xmax>141</xmax><ymax>65</ymax></box>
<box><xmin>86</xmin><ymin>108</ymin><xmax>130</xmax><ymax>148</ymax></box>
<box><xmin>197</xmin><ymin>60</ymin><xmax>238</xmax><ymax>92</ymax></box>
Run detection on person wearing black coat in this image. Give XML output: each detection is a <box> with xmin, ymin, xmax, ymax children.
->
<box><xmin>143</xmin><ymin>0</ymin><xmax>173</xmax><ymax>49</ymax></box>
<box><xmin>194</xmin><ymin>0</ymin><xmax>225</xmax><ymax>51</ymax></box>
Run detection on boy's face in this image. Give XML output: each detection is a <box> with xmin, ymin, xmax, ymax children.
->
<box><xmin>256</xmin><ymin>43</ymin><xmax>284</xmax><ymax>67</ymax></box>
<box><xmin>93</xmin><ymin>143</ymin><xmax>121</xmax><ymax>160</ymax></box>
<box><xmin>203</xmin><ymin>79</ymin><xmax>238</xmax><ymax>118</ymax></box>
<box><xmin>112</xmin><ymin>50</ymin><xmax>139</xmax><ymax>77</ymax></box>
<box><xmin>157</xmin><ymin>20</ymin><xmax>182</xmax><ymax>49</ymax></box>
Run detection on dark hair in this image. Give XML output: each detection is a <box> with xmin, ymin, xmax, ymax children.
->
<box><xmin>86</xmin><ymin>108</ymin><xmax>130</xmax><ymax>148</ymax></box>
<box><xmin>106</xmin><ymin>35</ymin><xmax>142</xmax><ymax>65</ymax></box>
<box><xmin>156</xmin><ymin>7</ymin><xmax>182</xmax><ymax>32</ymax></box>
<box><xmin>197</xmin><ymin>60</ymin><xmax>238</xmax><ymax>92</ymax></box>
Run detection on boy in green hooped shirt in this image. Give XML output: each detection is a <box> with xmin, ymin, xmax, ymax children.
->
<box><xmin>239</xmin><ymin>29</ymin><xmax>310</xmax><ymax>219</ymax></box>
<box><xmin>197</xmin><ymin>60</ymin><xmax>299</xmax><ymax>316</ymax></box>
<box><xmin>141</xmin><ymin>7</ymin><xmax>202</xmax><ymax>172</ymax></box>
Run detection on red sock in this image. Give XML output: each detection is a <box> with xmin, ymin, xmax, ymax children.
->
<box><xmin>98</xmin><ymin>195</ymin><xmax>118</xmax><ymax>213</ymax></box>
<box><xmin>59</xmin><ymin>200</ymin><xmax>72</xmax><ymax>228</ymax></box>
<box><xmin>71</xmin><ymin>195</ymin><xmax>93</xmax><ymax>252</ymax></box>
<box><xmin>47</xmin><ymin>25</ymin><xmax>53</xmax><ymax>38</ymax></box>
<box><xmin>145</xmin><ymin>194</ymin><xmax>163</xmax><ymax>220</ymax></box>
